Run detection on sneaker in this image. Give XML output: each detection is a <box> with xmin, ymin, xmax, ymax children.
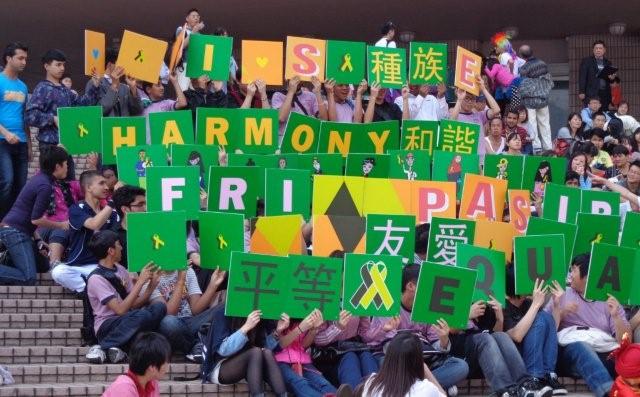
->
<box><xmin>186</xmin><ymin>342</ymin><xmax>204</xmax><ymax>363</ymax></box>
<box><xmin>336</xmin><ymin>384</ymin><xmax>354</xmax><ymax>397</ymax></box>
<box><xmin>447</xmin><ymin>385</ymin><xmax>458</xmax><ymax>396</ymax></box>
<box><xmin>85</xmin><ymin>345</ymin><xmax>105</xmax><ymax>364</ymax></box>
<box><xmin>107</xmin><ymin>347</ymin><xmax>128</xmax><ymax>363</ymax></box>
<box><xmin>545</xmin><ymin>373</ymin><xmax>568</xmax><ymax>395</ymax></box>
<box><xmin>518</xmin><ymin>378</ymin><xmax>553</xmax><ymax>397</ymax></box>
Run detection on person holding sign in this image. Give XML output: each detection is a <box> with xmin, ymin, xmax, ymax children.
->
<box><xmin>273</xmin><ymin>76</ymin><xmax>323</xmax><ymax>141</ymax></box>
<box><xmin>363</xmin><ymin>82</ymin><xmax>406</xmax><ymax>123</ymax></box>
<box><xmin>361</xmin><ymin>332</ymin><xmax>446</xmax><ymax>397</ymax></box>
<box><xmin>504</xmin><ymin>270</ymin><xmax>567</xmax><ymax>395</ymax></box>
<box><xmin>394</xmin><ymin>83</ymin><xmax>449</xmax><ymax>122</ymax></box>
<box><xmin>141</xmin><ymin>73</ymin><xmax>187</xmax><ymax>142</ymax></box>
<box><xmin>544</xmin><ymin>254</ymin><xmax>631</xmax><ymax>397</ymax></box>
<box><xmin>324</xmin><ymin>78</ymin><xmax>359</xmax><ymax>123</ymax></box>
<box><xmin>363</xmin><ymin>265</ymin><xmax>470</xmax><ymax>395</ymax></box>
<box><xmin>91</xmin><ymin>48</ymin><xmax>142</xmax><ymax>118</ymax></box>
<box><xmin>85</xmin><ymin>230</ymin><xmax>166</xmax><ymax>364</ymax></box>
<box><xmin>202</xmin><ymin>307</ymin><xmax>287</xmax><ymax>396</ymax></box>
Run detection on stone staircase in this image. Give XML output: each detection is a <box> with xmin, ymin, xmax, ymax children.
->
<box><xmin>0</xmin><ymin>274</ymin><xmax>592</xmax><ymax>396</ymax></box>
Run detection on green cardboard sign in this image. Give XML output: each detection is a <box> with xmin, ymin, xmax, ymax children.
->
<box><xmin>196</xmin><ymin>107</ymin><xmax>238</xmax><ymax>148</ymax></box>
<box><xmin>456</xmin><ymin>244</ymin><xmax>506</xmax><ymax>303</ymax></box>
<box><xmin>542</xmin><ymin>183</ymin><xmax>582</xmax><ymax>224</ymax></box>
<box><xmin>171</xmin><ymin>144</ymin><xmax>219</xmax><ymax>189</ymax></box>
<box><xmin>186</xmin><ymin>34</ymin><xmax>233</xmax><ymax>80</ymax></box>
<box><xmin>401</xmin><ymin>120</ymin><xmax>439</xmax><ymax>155</ymax></box>
<box><xmin>367</xmin><ymin>46</ymin><xmax>407</xmax><ymax>89</ymax></box>
<box><xmin>127</xmin><ymin>211</ymin><xmax>187</xmax><ymax>272</ymax></box>
<box><xmin>345</xmin><ymin>154</ymin><xmax>390</xmax><ymax>178</ymax></box>
<box><xmin>58</xmin><ymin>106</ymin><xmax>102</xmax><ymax>155</ymax></box>
<box><xmin>573</xmin><ymin>213</ymin><xmax>620</xmax><ymax>257</ymax></box>
<box><xmin>483</xmin><ymin>154</ymin><xmax>524</xmax><ymax>190</ymax></box>
<box><xmin>298</xmin><ymin>153</ymin><xmax>345</xmax><ymax>176</ymax></box>
<box><xmin>286</xmin><ymin>255</ymin><xmax>344</xmax><ymax>320</ymax></box>
<box><xmin>317</xmin><ymin>121</ymin><xmax>400</xmax><ymax>157</ymax></box>
<box><xmin>102</xmin><ymin>116</ymin><xmax>146</xmax><ymax>164</ymax></box>
<box><xmin>366</xmin><ymin>214</ymin><xmax>416</xmax><ymax>265</ymax></box>
<box><xmin>226</xmin><ymin>252</ymin><xmax>289</xmax><ymax>320</ymax></box>
<box><xmin>620</xmin><ymin>211</ymin><xmax>640</xmax><ymax>248</ymax></box>
<box><xmin>265</xmin><ymin>168</ymin><xmax>312</xmax><ymax>219</ymax></box>
<box><xmin>116</xmin><ymin>145</ymin><xmax>167</xmax><ymax>188</ymax></box>
<box><xmin>387</xmin><ymin>149</ymin><xmax>431</xmax><ymax>181</ymax></box>
<box><xmin>522</xmin><ymin>156</ymin><xmax>567</xmax><ymax>199</ymax></box>
<box><xmin>514</xmin><ymin>234</ymin><xmax>566</xmax><ymax>295</ymax></box>
<box><xmin>199</xmin><ymin>211</ymin><xmax>245</xmax><ymax>270</ymax></box>
<box><xmin>427</xmin><ymin>217</ymin><xmax>476</xmax><ymax>266</ymax></box>
<box><xmin>409</xmin><ymin>42</ymin><xmax>447</xmax><ymax>85</ymax></box>
<box><xmin>438</xmin><ymin>119</ymin><xmax>480</xmax><ymax>155</ymax></box>
<box><xmin>585</xmin><ymin>243</ymin><xmax>636</xmax><ymax>303</ymax></box>
<box><xmin>581</xmin><ymin>190</ymin><xmax>620</xmax><ymax>216</ymax></box>
<box><xmin>149</xmin><ymin>110</ymin><xmax>194</xmax><ymax>153</ymax></box>
<box><xmin>342</xmin><ymin>253</ymin><xmax>402</xmax><ymax>317</ymax></box>
<box><xmin>326</xmin><ymin>40</ymin><xmax>366</xmax><ymax>85</ymax></box>
<box><xmin>412</xmin><ymin>261</ymin><xmax>477</xmax><ymax>329</ymax></box>
<box><xmin>432</xmin><ymin>150</ymin><xmax>479</xmax><ymax>199</ymax></box>
<box><xmin>526</xmin><ymin>216</ymin><xmax>577</xmax><ymax>267</ymax></box>
<box><xmin>208</xmin><ymin>166</ymin><xmax>261</xmax><ymax>217</ymax></box>
<box><xmin>146</xmin><ymin>166</ymin><xmax>201</xmax><ymax>220</ymax></box>
<box><xmin>281</xmin><ymin>112</ymin><xmax>321</xmax><ymax>154</ymax></box>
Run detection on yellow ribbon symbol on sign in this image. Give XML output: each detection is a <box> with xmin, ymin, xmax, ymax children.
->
<box><xmin>340</xmin><ymin>54</ymin><xmax>353</xmax><ymax>72</ymax></box>
<box><xmin>350</xmin><ymin>261</ymin><xmax>394</xmax><ymax>310</ymax></box>
<box><xmin>134</xmin><ymin>50</ymin><xmax>144</xmax><ymax>63</ymax></box>
<box><xmin>591</xmin><ymin>233</ymin><xmax>604</xmax><ymax>245</ymax></box>
<box><xmin>77</xmin><ymin>123</ymin><xmax>89</xmax><ymax>138</ymax></box>
<box><xmin>217</xmin><ymin>234</ymin><xmax>228</xmax><ymax>250</ymax></box>
<box><xmin>152</xmin><ymin>234</ymin><xmax>165</xmax><ymax>250</ymax></box>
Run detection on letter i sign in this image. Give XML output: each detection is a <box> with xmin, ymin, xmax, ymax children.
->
<box><xmin>186</xmin><ymin>34</ymin><xmax>233</xmax><ymax>80</ymax></box>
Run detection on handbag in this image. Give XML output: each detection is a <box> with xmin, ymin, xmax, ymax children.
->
<box><xmin>558</xmin><ymin>325</ymin><xmax>620</xmax><ymax>353</ymax></box>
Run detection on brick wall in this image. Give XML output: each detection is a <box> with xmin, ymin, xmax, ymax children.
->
<box><xmin>568</xmin><ymin>34</ymin><xmax>640</xmax><ymax>112</ymax></box>
<box><xmin>27</xmin><ymin>127</ymin><xmax>90</xmax><ymax>180</ymax></box>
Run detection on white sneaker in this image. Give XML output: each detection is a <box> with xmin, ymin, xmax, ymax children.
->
<box><xmin>107</xmin><ymin>347</ymin><xmax>127</xmax><ymax>363</ymax></box>
<box><xmin>447</xmin><ymin>385</ymin><xmax>458</xmax><ymax>397</ymax></box>
<box><xmin>86</xmin><ymin>345</ymin><xmax>105</xmax><ymax>364</ymax></box>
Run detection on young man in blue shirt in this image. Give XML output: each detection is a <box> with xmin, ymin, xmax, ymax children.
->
<box><xmin>0</xmin><ymin>42</ymin><xmax>29</xmax><ymax>219</ymax></box>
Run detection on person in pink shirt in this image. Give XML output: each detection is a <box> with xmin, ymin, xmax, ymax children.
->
<box><xmin>275</xmin><ymin>309</ymin><xmax>337</xmax><ymax>396</ymax></box>
<box><xmin>272</xmin><ymin>76</ymin><xmax>324</xmax><ymax>143</ymax></box>
<box><xmin>102</xmin><ymin>332</ymin><xmax>170</xmax><ymax>397</ymax></box>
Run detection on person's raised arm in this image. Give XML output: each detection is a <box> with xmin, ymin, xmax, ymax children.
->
<box><xmin>608</xmin><ymin>294</ymin><xmax>632</xmax><ymax>343</ymax></box>
<box><xmin>324</xmin><ymin>79</ymin><xmax>337</xmax><ymax>121</ymax></box>
<box><xmin>302</xmin><ymin>309</ymin><xmax>323</xmax><ymax>348</ymax></box>
<box><xmin>363</xmin><ymin>82</ymin><xmax>381</xmax><ymax>123</ymax></box>
<box><xmin>479</xmin><ymin>76</ymin><xmax>501</xmax><ymax>119</ymax></box>
<box><xmin>507</xmin><ymin>279</ymin><xmax>547</xmax><ymax>343</ymax></box>
<box><xmin>82</xmin><ymin>203</ymin><xmax>115</xmax><ymax>231</ymax></box>
<box><xmin>449</xmin><ymin>89</ymin><xmax>465</xmax><ymax>121</ymax></box>
<box><xmin>169</xmin><ymin>73</ymin><xmax>187</xmax><ymax>109</ymax></box>
<box><xmin>353</xmin><ymin>79</ymin><xmax>367</xmax><ymax>123</ymax></box>
<box><xmin>311</xmin><ymin>76</ymin><xmax>327</xmax><ymax>120</ymax></box>
<box><xmin>401</xmin><ymin>84</ymin><xmax>410</xmax><ymax>120</ymax></box>
<box><xmin>190</xmin><ymin>268</ymin><xmax>226</xmax><ymax>314</ymax></box>
<box><xmin>278</xmin><ymin>76</ymin><xmax>300</xmax><ymax>122</ymax></box>
<box><xmin>105</xmin><ymin>263</ymin><xmax>159</xmax><ymax>315</ymax></box>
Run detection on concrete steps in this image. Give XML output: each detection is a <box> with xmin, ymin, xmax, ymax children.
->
<box><xmin>0</xmin><ymin>313</ymin><xmax>83</xmax><ymax>329</ymax></box>
<box><xmin>0</xmin><ymin>299</ymin><xmax>83</xmax><ymax>314</ymax></box>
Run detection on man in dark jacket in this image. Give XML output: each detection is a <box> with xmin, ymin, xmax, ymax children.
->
<box><xmin>518</xmin><ymin>45</ymin><xmax>554</xmax><ymax>152</ymax></box>
<box><xmin>578</xmin><ymin>40</ymin><xmax>616</xmax><ymax>109</ymax></box>
<box><xmin>87</xmin><ymin>48</ymin><xmax>143</xmax><ymax>118</ymax></box>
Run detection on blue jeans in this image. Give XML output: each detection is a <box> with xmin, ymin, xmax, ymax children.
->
<box><xmin>559</xmin><ymin>342</ymin><xmax>615</xmax><ymax>397</ymax></box>
<box><xmin>277</xmin><ymin>362</ymin><xmax>336</xmax><ymax>397</ymax></box>
<box><xmin>432</xmin><ymin>356</ymin><xmax>470</xmax><ymax>389</ymax></box>
<box><xmin>158</xmin><ymin>307</ymin><xmax>215</xmax><ymax>353</ymax></box>
<box><xmin>521</xmin><ymin>311</ymin><xmax>558</xmax><ymax>378</ymax></box>
<box><xmin>0</xmin><ymin>141</ymin><xmax>28</xmax><ymax>219</ymax></box>
<box><xmin>97</xmin><ymin>302</ymin><xmax>167</xmax><ymax>349</ymax></box>
<box><xmin>337</xmin><ymin>351</ymin><xmax>379</xmax><ymax>389</ymax></box>
<box><xmin>468</xmin><ymin>332</ymin><xmax>529</xmax><ymax>392</ymax></box>
<box><xmin>0</xmin><ymin>226</ymin><xmax>46</xmax><ymax>285</ymax></box>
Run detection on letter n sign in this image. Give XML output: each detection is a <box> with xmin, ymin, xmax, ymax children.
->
<box><xmin>411</xmin><ymin>262</ymin><xmax>477</xmax><ymax>329</ymax></box>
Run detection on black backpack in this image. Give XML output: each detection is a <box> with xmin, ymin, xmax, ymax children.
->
<box><xmin>80</xmin><ymin>266</ymin><xmax>129</xmax><ymax>346</ymax></box>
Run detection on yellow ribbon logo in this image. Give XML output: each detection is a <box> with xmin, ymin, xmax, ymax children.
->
<box><xmin>591</xmin><ymin>233</ymin><xmax>604</xmax><ymax>245</ymax></box>
<box><xmin>152</xmin><ymin>234</ymin><xmax>165</xmax><ymax>250</ymax></box>
<box><xmin>350</xmin><ymin>261</ymin><xmax>394</xmax><ymax>310</ymax></box>
<box><xmin>340</xmin><ymin>54</ymin><xmax>353</xmax><ymax>72</ymax></box>
<box><xmin>217</xmin><ymin>233</ymin><xmax>228</xmax><ymax>250</ymax></box>
<box><xmin>134</xmin><ymin>50</ymin><xmax>144</xmax><ymax>63</ymax></box>
<box><xmin>77</xmin><ymin>123</ymin><xmax>89</xmax><ymax>138</ymax></box>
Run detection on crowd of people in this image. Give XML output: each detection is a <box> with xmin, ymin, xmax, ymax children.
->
<box><xmin>1</xmin><ymin>9</ymin><xmax>640</xmax><ymax>397</ymax></box>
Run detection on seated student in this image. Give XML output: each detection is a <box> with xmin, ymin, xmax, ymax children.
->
<box><xmin>111</xmin><ymin>184</ymin><xmax>147</xmax><ymax>269</ymax></box>
<box><xmin>544</xmin><ymin>254</ymin><xmax>631</xmax><ymax>397</ymax></box>
<box><xmin>51</xmin><ymin>170</ymin><xmax>119</xmax><ymax>293</ymax></box>
<box><xmin>0</xmin><ymin>146</ymin><xmax>69</xmax><ymax>285</ymax></box>
<box><xmin>504</xmin><ymin>267</ymin><xmax>567</xmax><ymax>395</ymax></box>
<box><xmin>141</xmin><ymin>72</ymin><xmax>187</xmax><ymax>142</ymax></box>
<box><xmin>201</xmin><ymin>307</ymin><xmax>287</xmax><ymax>397</ymax></box>
<box><xmin>102</xmin><ymin>332</ymin><xmax>170</xmax><ymax>397</ymax></box>
<box><xmin>314</xmin><ymin>309</ymin><xmax>379</xmax><ymax>390</ymax></box>
<box><xmin>86</xmin><ymin>230</ymin><xmax>165</xmax><ymax>364</ymax></box>
<box><xmin>364</xmin><ymin>82</ymin><xmax>406</xmax><ymax>123</ymax></box>
<box><xmin>581</xmin><ymin>97</ymin><xmax>609</xmax><ymax>131</ymax></box>
<box><xmin>610</xmin><ymin>145</ymin><xmax>631</xmax><ymax>180</ymax></box>
<box><xmin>153</xmin><ymin>267</ymin><xmax>225</xmax><ymax>363</ymax></box>
<box><xmin>275</xmin><ymin>309</ymin><xmax>337</xmax><ymax>397</ymax></box>
<box><xmin>363</xmin><ymin>264</ymin><xmax>469</xmax><ymax>396</ymax></box>
<box><xmin>362</xmin><ymin>332</ymin><xmax>446</xmax><ymax>397</ymax></box>
<box><xmin>592</xmin><ymin>111</ymin><xmax>609</xmax><ymax>131</ymax></box>
<box><xmin>588</xmin><ymin>128</ymin><xmax>614</xmax><ymax>178</ymax></box>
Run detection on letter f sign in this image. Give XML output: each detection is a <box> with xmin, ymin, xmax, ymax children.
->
<box><xmin>161</xmin><ymin>178</ymin><xmax>185</xmax><ymax>211</ymax></box>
